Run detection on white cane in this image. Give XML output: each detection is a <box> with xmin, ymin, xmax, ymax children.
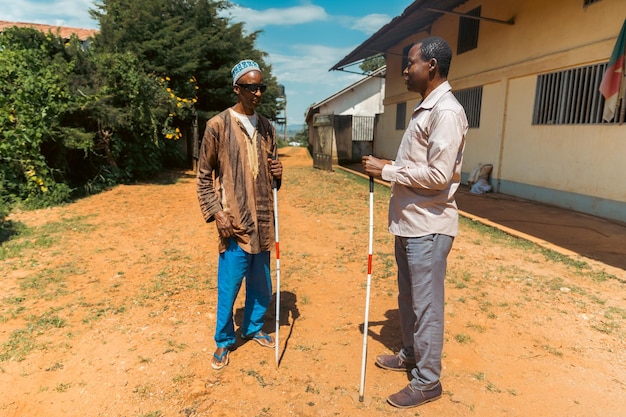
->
<box><xmin>272</xmin><ymin>166</ymin><xmax>281</xmax><ymax>368</ymax></box>
<box><xmin>359</xmin><ymin>177</ymin><xmax>374</xmax><ymax>402</ymax></box>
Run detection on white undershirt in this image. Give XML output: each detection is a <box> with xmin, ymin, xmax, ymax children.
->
<box><xmin>233</xmin><ymin>111</ymin><xmax>257</xmax><ymax>137</ymax></box>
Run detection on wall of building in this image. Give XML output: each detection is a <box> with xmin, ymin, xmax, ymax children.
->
<box><xmin>317</xmin><ymin>76</ymin><xmax>385</xmax><ymax>117</ymax></box>
<box><xmin>376</xmin><ymin>0</ymin><xmax>626</xmax><ymax>222</ymax></box>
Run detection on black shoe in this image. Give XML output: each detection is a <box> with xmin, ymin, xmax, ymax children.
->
<box><xmin>375</xmin><ymin>354</ymin><xmax>415</xmax><ymax>372</ymax></box>
<box><xmin>387</xmin><ymin>382</ymin><xmax>442</xmax><ymax>408</ymax></box>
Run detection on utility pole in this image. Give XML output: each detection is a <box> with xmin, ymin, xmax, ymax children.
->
<box><xmin>277</xmin><ymin>84</ymin><xmax>287</xmax><ymax>142</ymax></box>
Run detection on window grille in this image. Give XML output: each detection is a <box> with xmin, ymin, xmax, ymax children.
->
<box><xmin>396</xmin><ymin>102</ymin><xmax>407</xmax><ymax>130</ymax></box>
<box><xmin>532</xmin><ymin>62</ymin><xmax>622</xmax><ymax>125</ymax></box>
<box><xmin>454</xmin><ymin>86</ymin><xmax>482</xmax><ymax>128</ymax></box>
<box><xmin>458</xmin><ymin>6</ymin><xmax>481</xmax><ymax>54</ymax></box>
<box><xmin>352</xmin><ymin>116</ymin><xmax>375</xmax><ymax>141</ymax></box>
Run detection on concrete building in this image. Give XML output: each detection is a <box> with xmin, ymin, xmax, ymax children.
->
<box><xmin>331</xmin><ymin>0</ymin><xmax>626</xmax><ymax>223</ymax></box>
<box><xmin>306</xmin><ymin>66</ymin><xmax>385</xmax><ymax>169</ymax></box>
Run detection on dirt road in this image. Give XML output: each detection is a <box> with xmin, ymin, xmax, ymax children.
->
<box><xmin>1</xmin><ymin>147</ymin><xmax>625</xmax><ymax>416</ymax></box>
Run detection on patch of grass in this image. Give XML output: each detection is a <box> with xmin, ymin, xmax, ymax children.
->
<box><xmin>45</xmin><ymin>362</ymin><xmax>64</xmax><ymax>371</ymax></box>
<box><xmin>589</xmin><ymin>295</ymin><xmax>607</xmax><ymax>305</ymax></box>
<box><xmin>454</xmin><ymin>333</ymin><xmax>472</xmax><ymax>344</ymax></box>
<box><xmin>19</xmin><ymin>263</ymin><xmax>86</xmax><ymax>299</ymax></box>
<box><xmin>0</xmin><ymin>311</ymin><xmax>67</xmax><ymax>362</ymax></box>
<box><xmin>0</xmin><ymin>298</ymin><xmax>26</xmax><ymax>322</ymax></box>
<box><xmin>479</xmin><ymin>300</ymin><xmax>493</xmax><ymax>313</ymax></box>
<box><xmin>243</xmin><ymin>369</ymin><xmax>271</xmax><ymax>387</ymax></box>
<box><xmin>305</xmin><ymin>384</ymin><xmax>320</xmax><ymax>394</ymax></box>
<box><xmin>294</xmin><ymin>344</ymin><xmax>313</xmax><ymax>352</ymax></box>
<box><xmin>590</xmin><ymin>270</ymin><xmax>620</xmax><ymax>283</ymax></box>
<box><xmin>486</xmin><ymin>382</ymin><xmax>502</xmax><ymax>393</ymax></box>
<box><xmin>0</xmin><ymin>220</ymin><xmax>21</xmax><ymax>244</ymax></box>
<box><xmin>539</xmin><ymin>248</ymin><xmax>588</xmax><ymax>271</ymax></box>
<box><xmin>540</xmin><ymin>344</ymin><xmax>563</xmax><ymax>357</ymax></box>
<box><xmin>606</xmin><ymin>306</ymin><xmax>626</xmax><ymax>319</ymax></box>
<box><xmin>82</xmin><ymin>303</ymin><xmax>127</xmax><ymax>324</ymax></box>
<box><xmin>180</xmin><ymin>407</ymin><xmax>197</xmax><ymax>417</ymax></box>
<box><xmin>0</xmin><ymin>327</ymin><xmax>38</xmax><ymax>362</ymax></box>
<box><xmin>139</xmin><ymin>412</ymin><xmax>162</xmax><ymax>417</ymax></box>
<box><xmin>133</xmin><ymin>383</ymin><xmax>154</xmax><ymax>399</ymax></box>
<box><xmin>591</xmin><ymin>320</ymin><xmax>621</xmax><ymax>335</ymax></box>
<box><xmin>4</xmin><ymin>296</ymin><xmax>25</xmax><ymax>304</ymax></box>
<box><xmin>32</xmin><ymin>313</ymin><xmax>67</xmax><ymax>330</ymax></box>
<box><xmin>461</xmin><ymin>217</ymin><xmax>535</xmax><ymax>251</ymax></box>
<box><xmin>172</xmin><ymin>373</ymin><xmax>194</xmax><ymax>384</ymax></box>
<box><xmin>449</xmin><ymin>272</ymin><xmax>469</xmax><ymax>289</ymax></box>
<box><xmin>466</xmin><ymin>323</ymin><xmax>486</xmax><ymax>333</ymax></box>
<box><xmin>255</xmin><ymin>407</ymin><xmax>271</xmax><ymax>417</ymax></box>
<box><xmin>472</xmin><ymin>372</ymin><xmax>486</xmax><ymax>381</ymax></box>
<box><xmin>55</xmin><ymin>382</ymin><xmax>71</xmax><ymax>392</ymax></box>
<box><xmin>0</xmin><ymin>216</ymin><xmax>95</xmax><ymax>261</ymax></box>
<box><xmin>164</xmin><ymin>340</ymin><xmax>188</xmax><ymax>354</ymax></box>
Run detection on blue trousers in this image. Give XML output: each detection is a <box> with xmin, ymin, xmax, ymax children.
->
<box><xmin>395</xmin><ymin>234</ymin><xmax>453</xmax><ymax>390</ymax></box>
<box><xmin>215</xmin><ymin>238</ymin><xmax>272</xmax><ymax>348</ymax></box>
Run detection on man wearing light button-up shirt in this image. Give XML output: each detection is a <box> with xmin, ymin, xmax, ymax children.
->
<box><xmin>363</xmin><ymin>36</ymin><xmax>467</xmax><ymax>409</ymax></box>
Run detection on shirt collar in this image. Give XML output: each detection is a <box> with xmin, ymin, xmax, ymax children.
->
<box><xmin>415</xmin><ymin>81</ymin><xmax>452</xmax><ymax>111</ymax></box>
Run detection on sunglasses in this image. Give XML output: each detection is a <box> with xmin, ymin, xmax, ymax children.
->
<box><xmin>237</xmin><ymin>83</ymin><xmax>267</xmax><ymax>94</ymax></box>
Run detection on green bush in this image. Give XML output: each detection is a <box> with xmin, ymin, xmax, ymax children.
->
<box><xmin>0</xmin><ymin>27</ymin><xmax>189</xmax><ymax>209</ymax></box>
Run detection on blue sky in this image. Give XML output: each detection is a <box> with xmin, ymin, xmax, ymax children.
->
<box><xmin>0</xmin><ymin>0</ymin><xmax>411</xmax><ymax>126</ymax></box>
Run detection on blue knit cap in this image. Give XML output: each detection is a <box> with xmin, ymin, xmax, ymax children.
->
<box><xmin>231</xmin><ymin>59</ymin><xmax>261</xmax><ymax>86</ymax></box>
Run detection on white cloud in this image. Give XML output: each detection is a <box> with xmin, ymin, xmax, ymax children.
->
<box><xmin>351</xmin><ymin>13</ymin><xmax>391</xmax><ymax>35</ymax></box>
<box><xmin>217</xmin><ymin>3</ymin><xmax>377</xmax><ymax>123</ymax></box>
<box><xmin>265</xmin><ymin>43</ymin><xmax>363</xmax><ymax>123</ymax></box>
<box><xmin>225</xmin><ymin>4</ymin><xmax>328</xmax><ymax>31</ymax></box>
<box><xmin>270</xmin><ymin>44</ymin><xmax>355</xmax><ymax>82</ymax></box>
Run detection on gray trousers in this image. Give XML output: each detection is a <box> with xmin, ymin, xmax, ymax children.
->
<box><xmin>395</xmin><ymin>234</ymin><xmax>453</xmax><ymax>390</ymax></box>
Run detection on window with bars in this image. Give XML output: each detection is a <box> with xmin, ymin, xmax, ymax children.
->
<box><xmin>352</xmin><ymin>116</ymin><xmax>375</xmax><ymax>142</ymax></box>
<box><xmin>532</xmin><ymin>62</ymin><xmax>621</xmax><ymax>125</ymax></box>
<box><xmin>396</xmin><ymin>102</ymin><xmax>407</xmax><ymax>130</ymax></box>
<box><xmin>458</xmin><ymin>6</ymin><xmax>481</xmax><ymax>54</ymax></box>
<box><xmin>454</xmin><ymin>86</ymin><xmax>483</xmax><ymax>128</ymax></box>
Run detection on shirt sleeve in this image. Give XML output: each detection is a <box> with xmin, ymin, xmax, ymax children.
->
<box><xmin>382</xmin><ymin>108</ymin><xmax>464</xmax><ymax>190</ymax></box>
<box><xmin>196</xmin><ymin>124</ymin><xmax>222</xmax><ymax>222</ymax></box>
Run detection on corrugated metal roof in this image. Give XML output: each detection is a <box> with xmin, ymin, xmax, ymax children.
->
<box><xmin>0</xmin><ymin>21</ymin><xmax>98</xmax><ymax>41</ymax></box>
<box><xmin>331</xmin><ymin>0</ymin><xmax>469</xmax><ymax>71</ymax></box>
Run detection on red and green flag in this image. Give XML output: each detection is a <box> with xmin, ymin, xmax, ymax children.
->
<box><xmin>599</xmin><ymin>19</ymin><xmax>626</xmax><ymax>122</ymax></box>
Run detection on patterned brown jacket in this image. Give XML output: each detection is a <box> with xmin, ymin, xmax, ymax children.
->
<box><xmin>197</xmin><ymin>107</ymin><xmax>279</xmax><ymax>254</ymax></box>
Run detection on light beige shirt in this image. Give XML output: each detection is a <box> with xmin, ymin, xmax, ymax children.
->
<box><xmin>382</xmin><ymin>81</ymin><xmax>468</xmax><ymax>238</ymax></box>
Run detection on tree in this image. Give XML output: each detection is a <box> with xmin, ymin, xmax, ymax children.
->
<box><xmin>0</xmin><ymin>26</ymin><xmax>186</xmax><ymax>216</ymax></box>
<box><xmin>1</xmin><ymin>1</ymin><xmax>284</xmax><ymax>219</ymax></box>
<box><xmin>90</xmin><ymin>0</ymin><xmax>281</xmax><ymax>121</ymax></box>
<box><xmin>359</xmin><ymin>54</ymin><xmax>385</xmax><ymax>74</ymax></box>
<box><xmin>290</xmin><ymin>125</ymin><xmax>310</xmax><ymax>147</ymax></box>
<box><xmin>0</xmin><ymin>28</ymin><xmax>85</xmax><ymax>209</ymax></box>
<box><xmin>76</xmin><ymin>52</ymin><xmax>191</xmax><ymax>183</ymax></box>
